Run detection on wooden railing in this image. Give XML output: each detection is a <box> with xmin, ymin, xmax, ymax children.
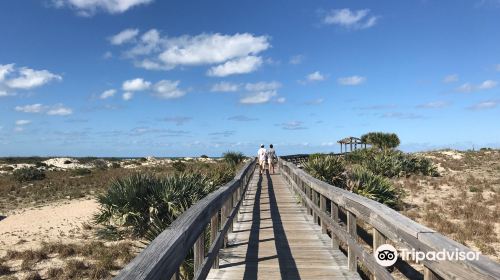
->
<box><xmin>279</xmin><ymin>158</ymin><xmax>500</xmax><ymax>280</ymax></box>
<box><xmin>115</xmin><ymin>159</ymin><xmax>256</xmax><ymax>280</ymax></box>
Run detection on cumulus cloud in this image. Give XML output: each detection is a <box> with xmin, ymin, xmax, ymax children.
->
<box><xmin>443</xmin><ymin>74</ymin><xmax>459</xmax><ymax>83</ymax></box>
<box><xmin>15</xmin><ymin>104</ymin><xmax>72</xmax><ymax>116</ymax></box>
<box><xmin>100</xmin><ymin>89</ymin><xmax>116</xmax><ymax>99</ymax></box>
<box><xmin>15</xmin><ymin>120</ymin><xmax>31</xmax><ymax>126</ymax></box>
<box><xmin>211</xmin><ymin>82</ymin><xmax>240</xmax><ymax>92</ymax></box>
<box><xmin>467</xmin><ymin>100</ymin><xmax>498</xmax><ymax>110</ymax></box>
<box><xmin>122</xmin><ymin>92</ymin><xmax>134</xmax><ymax>100</ymax></box>
<box><xmin>240</xmin><ymin>91</ymin><xmax>277</xmax><ymax>104</ymax></box>
<box><xmin>456</xmin><ymin>80</ymin><xmax>497</xmax><ymax>92</ymax></box>
<box><xmin>109</xmin><ymin>28</ymin><xmax>139</xmax><ymax>45</ymax></box>
<box><xmin>122</xmin><ymin>78</ymin><xmax>151</xmax><ymax>91</ymax></box>
<box><xmin>306</xmin><ymin>71</ymin><xmax>325</xmax><ymax>82</ymax></box>
<box><xmin>207</xmin><ymin>56</ymin><xmax>263</xmax><ymax>77</ymax></box>
<box><xmin>51</xmin><ymin>0</ymin><xmax>154</xmax><ymax>16</ymax></box>
<box><xmin>111</xmin><ymin>31</ymin><xmax>271</xmax><ymax>76</ymax></box>
<box><xmin>152</xmin><ymin>80</ymin><xmax>186</xmax><ymax>99</ymax></box>
<box><xmin>338</xmin><ymin>75</ymin><xmax>366</xmax><ymax>86</ymax></box>
<box><xmin>0</xmin><ymin>64</ymin><xmax>61</xmax><ymax>96</ymax></box>
<box><xmin>323</xmin><ymin>9</ymin><xmax>378</xmax><ymax>29</ymax></box>
<box><xmin>15</xmin><ymin>104</ymin><xmax>44</xmax><ymax>113</ymax></box>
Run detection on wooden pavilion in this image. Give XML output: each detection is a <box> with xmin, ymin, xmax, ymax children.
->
<box><xmin>337</xmin><ymin>136</ymin><xmax>367</xmax><ymax>153</ymax></box>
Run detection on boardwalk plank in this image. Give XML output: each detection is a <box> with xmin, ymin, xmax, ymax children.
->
<box><xmin>206</xmin><ymin>169</ymin><xmax>361</xmax><ymax>280</ymax></box>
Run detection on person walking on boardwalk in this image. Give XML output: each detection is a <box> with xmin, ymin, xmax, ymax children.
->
<box><xmin>267</xmin><ymin>144</ymin><xmax>277</xmax><ymax>174</ymax></box>
<box><xmin>257</xmin><ymin>144</ymin><xmax>267</xmax><ymax>175</ymax></box>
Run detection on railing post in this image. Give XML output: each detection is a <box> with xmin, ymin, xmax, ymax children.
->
<box><xmin>347</xmin><ymin>210</ymin><xmax>357</xmax><ymax>272</ymax></box>
<box><xmin>330</xmin><ymin>201</ymin><xmax>339</xmax><ymax>249</ymax></box>
<box><xmin>320</xmin><ymin>195</ymin><xmax>327</xmax><ymax>234</ymax></box>
<box><xmin>210</xmin><ymin>212</ymin><xmax>220</xmax><ymax>269</ymax></box>
<box><xmin>222</xmin><ymin>199</ymin><xmax>228</xmax><ymax>247</ymax></box>
<box><xmin>313</xmin><ymin>191</ymin><xmax>318</xmax><ymax>225</ymax></box>
<box><xmin>228</xmin><ymin>195</ymin><xmax>233</xmax><ymax>233</ymax></box>
<box><xmin>424</xmin><ymin>266</ymin><xmax>439</xmax><ymax>280</ymax></box>
<box><xmin>373</xmin><ymin>228</ymin><xmax>386</xmax><ymax>280</ymax></box>
<box><xmin>193</xmin><ymin>232</ymin><xmax>205</xmax><ymax>274</ymax></box>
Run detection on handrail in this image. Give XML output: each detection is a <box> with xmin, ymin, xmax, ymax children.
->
<box><xmin>115</xmin><ymin>159</ymin><xmax>256</xmax><ymax>280</ymax></box>
<box><xmin>279</xmin><ymin>158</ymin><xmax>500</xmax><ymax>280</ymax></box>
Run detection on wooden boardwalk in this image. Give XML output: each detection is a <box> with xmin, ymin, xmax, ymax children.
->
<box><xmin>206</xmin><ymin>169</ymin><xmax>361</xmax><ymax>280</ymax></box>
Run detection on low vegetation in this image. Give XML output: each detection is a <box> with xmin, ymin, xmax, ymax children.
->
<box><xmin>12</xmin><ymin>167</ymin><xmax>46</xmax><ymax>182</ymax></box>
<box><xmin>222</xmin><ymin>151</ymin><xmax>245</xmax><ymax>166</ymax></box>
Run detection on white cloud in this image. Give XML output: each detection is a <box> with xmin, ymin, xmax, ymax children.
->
<box><xmin>443</xmin><ymin>74</ymin><xmax>459</xmax><ymax>83</ymax></box>
<box><xmin>240</xmin><ymin>90</ymin><xmax>277</xmax><ymax>104</ymax></box>
<box><xmin>306</xmin><ymin>71</ymin><xmax>325</xmax><ymax>82</ymax></box>
<box><xmin>52</xmin><ymin>0</ymin><xmax>154</xmax><ymax>16</ymax></box>
<box><xmin>100</xmin><ymin>89</ymin><xmax>117</xmax><ymax>99</ymax></box>
<box><xmin>123</xmin><ymin>92</ymin><xmax>134</xmax><ymax>100</ymax></box>
<box><xmin>109</xmin><ymin>28</ymin><xmax>139</xmax><ymax>45</ymax></box>
<box><xmin>467</xmin><ymin>100</ymin><xmax>498</xmax><ymax>110</ymax></box>
<box><xmin>0</xmin><ymin>64</ymin><xmax>61</xmax><ymax>91</ymax></box>
<box><xmin>211</xmin><ymin>82</ymin><xmax>240</xmax><ymax>92</ymax></box>
<box><xmin>338</xmin><ymin>75</ymin><xmax>366</xmax><ymax>86</ymax></box>
<box><xmin>15</xmin><ymin>103</ymin><xmax>72</xmax><ymax>116</ymax></box>
<box><xmin>114</xmin><ymin>31</ymin><xmax>271</xmax><ymax>75</ymax></box>
<box><xmin>245</xmin><ymin>81</ymin><xmax>281</xmax><ymax>91</ymax></box>
<box><xmin>159</xmin><ymin>33</ymin><xmax>269</xmax><ymax>66</ymax></box>
<box><xmin>323</xmin><ymin>9</ymin><xmax>378</xmax><ymax>29</ymax></box>
<box><xmin>0</xmin><ymin>64</ymin><xmax>14</xmax><ymax>81</ymax></box>
<box><xmin>477</xmin><ymin>80</ymin><xmax>497</xmax><ymax>90</ymax></box>
<box><xmin>457</xmin><ymin>80</ymin><xmax>497</xmax><ymax>92</ymax></box>
<box><xmin>122</xmin><ymin>78</ymin><xmax>151</xmax><ymax>91</ymax></box>
<box><xmin>15</xmin><ymin>104</ymin><xmax>44</xmax><ymax>113</ymax></box>
<box><xmin>279</xmin><ymin>121</ymin><xmax>307</xmax><ymax>130</ymax></box>
<box><xmin>207</xmin><ymin>56</ymin><xmax>263</xmax><ymax>77</ymax></box>
<box><xmin>152</xmin><ymin>80</ymin><xmax>186</xmax><ymax>99</ymax></box>
<box><xmin>15</xmin><ymin>120</ymin><xmax>31</xmax><ymax>126</ymax></box>
<box><xmin>47</xmin><ymin>105</ymin><xmax>73</xmax><ymax>116</ymax></box>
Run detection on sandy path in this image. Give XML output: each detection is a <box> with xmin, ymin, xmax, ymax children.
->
<box><xmin>0</xmin><ymin>199</ymin><xmax>99</xmax><ymax>254</ymax></box>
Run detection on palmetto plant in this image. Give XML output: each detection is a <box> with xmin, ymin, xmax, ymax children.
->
<box><xmin>303</xmin><ymin>155</ymin><xmax>346</xmax><ymax>187</ymax></box>
<box><xmin>346</xmin><ymin>166</ymin><xmax>399</xmax><ymax>208</ymax></box>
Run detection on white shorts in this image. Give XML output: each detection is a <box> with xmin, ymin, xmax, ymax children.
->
<box><xmin>268</xmin><ymin>158</ymin><xmax>274</xmax><ymax>165</ymax></box>
<box><xmin>259</xmin><ymin>160</ymin><xmax>266</xmax><ymax>167</ymax></box>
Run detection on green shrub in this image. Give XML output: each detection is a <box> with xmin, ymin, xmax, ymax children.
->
<box><xmin>222</xmin><ymin>151</ymin><xmax>245</xmax><ymax>166</ymax></box>
<box><xmin>111</xmin><ymin>162</ymin><xmax>121</xmax><ymax>168</ymax></box>
<box><xmin>72</xmin><ymin>168</ymin><xmax>92</xmax><ymax>176</ymax></box>
<box><xmin>13</xmin><ymin>167</ymin><xmax>46</xmax><ymax>182</ymax></box>
<box><xmin>361</xmin><ymin>132</ymin><xmax>400</xmax><ymax>150</ymax></box>
<box><xmin>346</xmin><ymin>166</ymin><xmax>399</xmax><ymax>207</ymax></box>
<box><xmin>172</xmin><ymin>161</ymin><xmax>186</xmax><ymax>172</ymax></box>
<box><xmin>200</xmin><ymin>155</ymin><xmax>209</xmax><ymax>158</ymax></box>
<box><xmin>205</xmin><ymin>163</ymin><xmax>236</xmax><ymax>187</ymax></box>
<box><xmin>346</xmin><ymin>149</ymin><xmax>439</xmax><ymax>178</ymax></box>
<box><xmin>303</xmin><ymin>155</ymin><xmax>346</xmax><ymax>187</ymax></box>
<box><xmin>0</xmin><ymin>166</ymin><xmax>14</xmax><ymax>172</ymax></box>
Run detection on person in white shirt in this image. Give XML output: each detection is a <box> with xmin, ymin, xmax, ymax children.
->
<box><xmin>257</xmin><ymin>144</ymin><xmax>267</xmax><ymax>175</ymax></box>
<box><xmin>267</xmin><ymin>144</ymin><xmax>277</xmax><ymax>174</ymax></box>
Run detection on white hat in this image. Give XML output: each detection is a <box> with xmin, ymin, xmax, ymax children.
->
<box><xmin>260</xmin><ymin>144</ymin><xmax>264</xmax><ymax>147</ymax></box>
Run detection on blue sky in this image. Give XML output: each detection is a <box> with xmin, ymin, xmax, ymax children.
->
<box><xmin>1</xmin><ymin>0</ymin><xmax>499</xmax><ymax>157</ymax></box>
